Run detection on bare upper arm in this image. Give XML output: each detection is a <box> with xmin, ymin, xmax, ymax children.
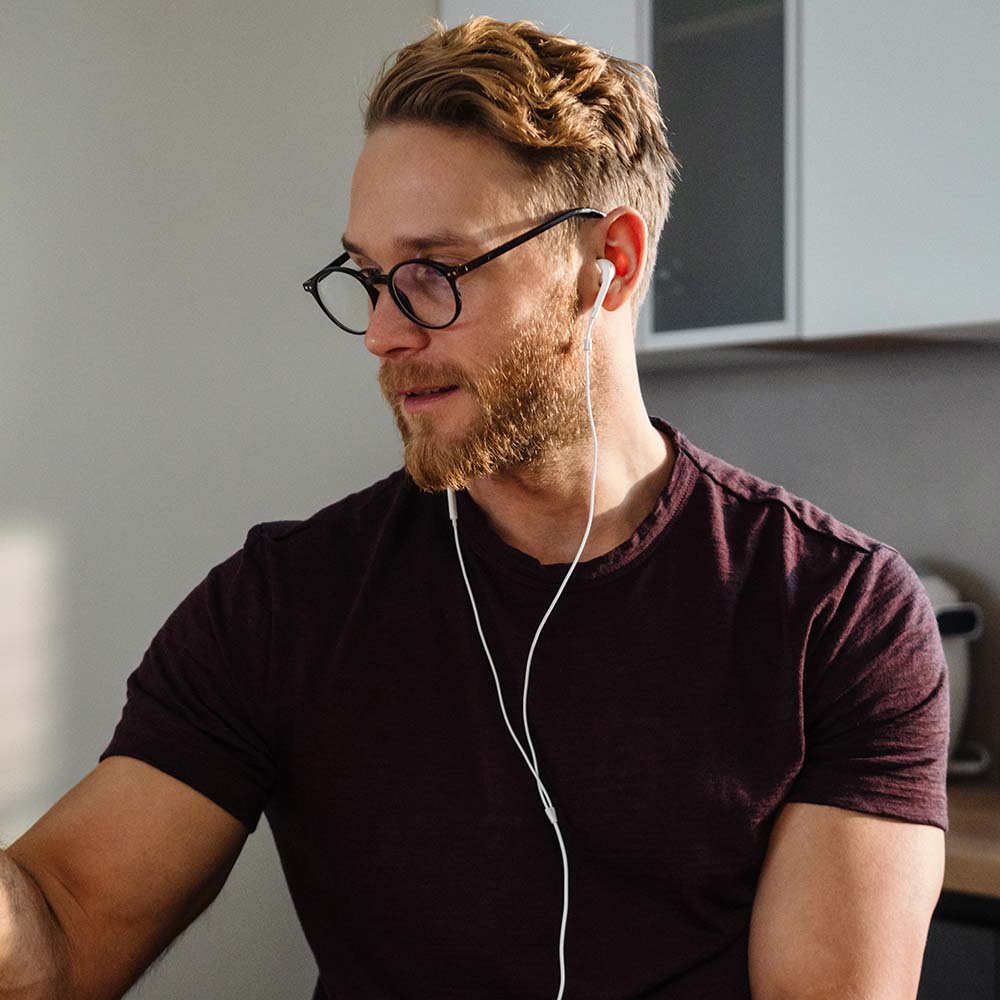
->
<box><xmin>748</xmin><ymin>801</ymin><xmax>945</xmax><ymax>1000</ymax></box>
<box><xmin>6</xmin><ymin>755</ymin><xmax>249</xmax><ymax>1000</ymax></box>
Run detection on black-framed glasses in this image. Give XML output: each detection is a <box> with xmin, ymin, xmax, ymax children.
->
<box><xmin>302</xmin><ymin>207</ymin><xmax>606</xmax><ymax>335</ymax></box>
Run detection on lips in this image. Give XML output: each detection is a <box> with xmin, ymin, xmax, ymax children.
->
<box><xmin>402</xmin><ymin>385</ymin><xmax>459</xmax><ymax>398</ymax></box>
<box><xmin>398</xmin><ymin>383</ymin><xmax>462</xmax><ymax>413</ymax></box>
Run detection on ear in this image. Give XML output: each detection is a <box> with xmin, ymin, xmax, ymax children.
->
<box><xmin>587</xmin><ymin>207</ymin><xmax>646</xmax><ymax>314</ymax></box>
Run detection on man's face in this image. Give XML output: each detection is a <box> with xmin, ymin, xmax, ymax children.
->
<box><xmin>345</xmin><ymin>122</ymin><xmax>604</xmax><ymax>492</ymax></box>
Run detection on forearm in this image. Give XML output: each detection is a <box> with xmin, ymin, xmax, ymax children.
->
<box><xmin>0</xmin><ymin>849</ymin><xmax>71</xmax><ymax>1000</ymax></box>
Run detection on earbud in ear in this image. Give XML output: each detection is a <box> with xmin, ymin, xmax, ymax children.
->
<box><xmin>591</xmin><ymin>258</ymin><xmax>617</xmax><ymax>318</ymax></box>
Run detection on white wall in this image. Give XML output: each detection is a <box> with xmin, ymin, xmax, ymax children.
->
<box><xmin>441</xmin><ymin>0</ymin><xmax>640</xmax><ymax>59</ymax></box>
<box><xmin>2</xmin><ymin>1</ymin><xmax>434</xmax><ymax>996</ymax></box>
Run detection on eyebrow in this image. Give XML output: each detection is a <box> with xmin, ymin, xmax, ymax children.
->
<box><xmin>340</xmin><ymin>231</ymin><xmax>482</xmax><ymax>261</ymax></box>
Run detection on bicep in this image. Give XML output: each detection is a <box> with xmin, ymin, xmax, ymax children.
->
<box><xmin>7</xmin><ymin>755</ymin><xmax>249</xmax><ymax>1000</ymax></box>
<box><xmin>748</xmin><ymin>801</ymin><xmax>944</xmax><ymax>1000</ymax></box>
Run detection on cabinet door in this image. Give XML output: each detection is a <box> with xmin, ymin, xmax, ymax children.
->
<box><xmin>917</xmin><ymin>918</ymin><xmax>997</xmax><ymax>999</ymax></box>
<box><xmin>640</xmin><ymin>0</ymin><xmax>797</xmax><ymax>351</ymax></box>
<box><xmin>801</xmin><ymin>0</ymin><xmax>1000</xmax><ymax>341</ymax></box>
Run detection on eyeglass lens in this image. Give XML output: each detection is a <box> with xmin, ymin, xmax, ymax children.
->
<box><xmin>315</xmin><ymin>263</ymin><xmax>458</xmax><ymax>334</ymax></box>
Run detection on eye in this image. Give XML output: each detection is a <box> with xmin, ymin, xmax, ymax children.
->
<box><xmin>410</xmin><ymin>262</ymin><xmax>442</xmax><ymax>280</ymax></box>
<box><xmin>347</xmin><ymin>252</ymin><xmax>378</xmax><ymax>271</ymax></box>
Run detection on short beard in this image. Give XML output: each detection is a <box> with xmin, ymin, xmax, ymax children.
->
<box><xmin>378</xmin><ymin>280</ymin><xmax>604</xmax><ymax>493</ymax></box>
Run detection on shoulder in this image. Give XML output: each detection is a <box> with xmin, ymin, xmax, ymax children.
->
<box><xmin>664</xmin><ymin>425</ymin><xmax>941</xmax><ymax>673</ymax></box>
<box><xmin>670</xmin><ymin>423</ymin><xmax>878</xmax><ymax>557</ymax></box>
<box><xmin>655</xmin><ymin>418</ymin><xmax>927</xmax><ymax>618</ymax></box>
<box><xmin>248</xmin><ymin>467</ymin><xmax>416</xmax><ymax>550</ymax></box>
<box><xmin>230</xmin><ymin>468</ymin><xmax>439</xmax><ymax>603</ymax></box>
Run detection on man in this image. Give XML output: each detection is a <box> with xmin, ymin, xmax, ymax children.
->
<box><xmin>1</xmin><ymin>16</ymin><xmax>947</xmax><ymax>1000</ymax></box>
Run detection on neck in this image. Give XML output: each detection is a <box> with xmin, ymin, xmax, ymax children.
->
<box><xmin>463</xmin><ymin>398</ymin><xmax>673</xmax><ymax>566</ymax></box>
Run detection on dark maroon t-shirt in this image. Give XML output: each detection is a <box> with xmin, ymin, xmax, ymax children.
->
<box><xmin>100</xmin><ymin>416</ymin><xmax>949</xmax><ymax>999</ymax></box>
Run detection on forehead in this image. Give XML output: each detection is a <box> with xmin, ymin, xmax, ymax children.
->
<box><xmin>347</xmin><ymin>122</ymin><xmax>534</xmax><ymax>255</ymax></box>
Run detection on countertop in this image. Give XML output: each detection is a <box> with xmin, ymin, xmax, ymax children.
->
<box><xmin>944</xmin><ymin>782</ymin><xmax>1000</xmax><ymax>899</ymax></box>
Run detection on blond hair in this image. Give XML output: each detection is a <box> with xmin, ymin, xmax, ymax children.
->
<box><xmin>363</xmin><ymin>16</ymin><xmax>680</xmax><ymax>312</ymax></box>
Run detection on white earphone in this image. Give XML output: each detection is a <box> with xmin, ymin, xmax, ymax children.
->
<box><xmin>444</xmin><ymin>256</ymin><xmax>615</xmax><ymax>999</ymax></box>
<box><xmin>587</xmin><ymin>258</ymin><xmax>617</xmax><ymax>349</ymax></box>
<box><xmin>594</xmin><ymin>257</ymin><xmax>617</xmax><ymax>311</ymax></box>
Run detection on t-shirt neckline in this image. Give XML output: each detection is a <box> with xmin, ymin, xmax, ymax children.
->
<box><xmin>451</xmin><ymin>415</ymin><xmax>695</xmax><ymax>588</ymax></box>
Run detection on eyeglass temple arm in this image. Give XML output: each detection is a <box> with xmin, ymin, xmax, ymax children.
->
<box><xmin>305</xmin><ymin>210</ymin><xmax>605</xmax><ymax>288</ymax></box>
<box><xmin>450</xmin><ymin>208</ymin><xmax>606</xmax><ymax>278</ymax></box>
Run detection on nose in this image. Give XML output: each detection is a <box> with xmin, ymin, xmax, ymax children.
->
<box><xmin>364</xmin><ymin>289</ymin><xmax>431</xmax><ymax>359</ymax></box>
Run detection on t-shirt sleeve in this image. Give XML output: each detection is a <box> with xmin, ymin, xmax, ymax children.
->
<box><xmin>99</xmin><ymin>524</ymin><xmax>278</xmax><ymax>832</ymax></box>
<box><xmin>787</xmin><ymin>544</ymin><xmax>950</xmax><ymax>831</ymax></box>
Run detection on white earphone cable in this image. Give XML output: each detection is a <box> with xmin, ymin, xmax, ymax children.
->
<box><xmin>447</xmin><ymin>264</ymin><xmax>610</xmax><ymax>999</ymax></box>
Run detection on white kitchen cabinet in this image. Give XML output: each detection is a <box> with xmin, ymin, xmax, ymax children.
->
<box><xmin>801</xmin><ymin>0</ymin><xmax>1000</xmax><ymax>341</ymax></box>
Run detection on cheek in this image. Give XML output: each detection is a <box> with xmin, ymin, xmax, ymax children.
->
<box><xmin>462</xmin><ymin>260</ymin><xmax>539</xmax><ymax>325</ymax></box>
<box><xmin>449</xmin><ymin>287</ymin><xmax>519</xmax><ymax>361</ymax></box>
<box><xmin>456</xmin><ymin>260</ymin><xmax>577</xmax><ymax>364</ymax></box>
